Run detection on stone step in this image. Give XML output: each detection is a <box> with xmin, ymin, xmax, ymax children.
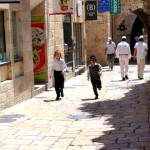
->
<box><xmin>33</xmin><ymin>84</ymin><xmax>46</xmax><ymax>97</ymax></box>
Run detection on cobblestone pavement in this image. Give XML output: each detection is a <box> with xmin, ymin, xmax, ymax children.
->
<box><xmin>0</xmin><ymin>64</ymin><xmax>150</xmax><ymax>150</ymax></box>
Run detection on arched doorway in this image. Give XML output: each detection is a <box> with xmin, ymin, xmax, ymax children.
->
<box><xmin>130</xmin><ymin>17</ymin><xmax>144</xmax><ymax>54</ymax></box>
<box><xmin>133</xmin><ymin>9</ymin><xmax>150</xmax><ymax>60</ymax></box>
<box><xmin>112</xmin><ymin>2</ymin><xmax>150</xmax><ymax>61</ymax></box>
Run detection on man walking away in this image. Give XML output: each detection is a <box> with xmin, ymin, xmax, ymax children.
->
<box><xmin>105</xmin><ymin>37</ymin><xmax>116</xmax><ymax>71</ymax></box>
<box><xmin>133</xmin><ymin>35</ymin><xmax>148</xmax><ymax>80</ymax></box>
<box><xmin>116</xmin><ymin>36</ymin><xmax>131</xmax><ymax>81</ymax></box>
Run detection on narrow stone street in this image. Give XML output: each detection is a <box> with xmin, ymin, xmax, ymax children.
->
<box><xmin>0</xmin><ymin>64</ymin><xmax>150</xmax><ymax>150</ymax></box>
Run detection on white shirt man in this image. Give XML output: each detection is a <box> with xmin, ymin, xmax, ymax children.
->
<box><xmin>133</xmin><ymin>35</ymin><xmax>148</xmax><ymax>79</ymax></box>
<box><xmin>105</xmin><ymin>37</ymin><xmax>116</xmax><ymax>70</ymax></box>
<box><xmin>116</xmin><ymin>36</ymin><xmax>131</xmax><ymax>81</ymax></box>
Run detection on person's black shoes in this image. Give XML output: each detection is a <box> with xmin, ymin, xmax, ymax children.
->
<box><xmin>138</xmin><ymin>76</ymin><xmax>143</xmax><ymax>80</ymax></box>
<box><xmin>61</xmin><ymin>92</ymin><xmax>64</xmax><ymax>97</ymax></box>
<box><xmin>60</xmin><ymin>89</ymin><xmax>64</xmax><ymax>97</ymax></box>
<box><xmin>125</xmin><ymin>75</ymin><xmax>129</xmax><ymax>79</ymax></box>
<box><xmin>56</xmin><ymin>96</ymin><xmax>60</xmax><ymax>100</ymax></box>
<box><xmin>122</xmin><ymin>77</ymin><xmax>125</xmax><ymax>81</ymax></box>
<box><xmin>95</xmin><ymin>95</ymin><xmax>98</xmax><ymax>99</ymax></box>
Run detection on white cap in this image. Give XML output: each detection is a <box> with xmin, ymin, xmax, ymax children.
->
<box><xmin>108</xmin><ymin>37</ymin><xmax>112</xmax><ymax>41</ymax></box>
<box><xmin>122</xmin><ymin>36</ymin><xmax>126</xmax><ymax>39</ymax></box>
<box><xmin>139</xmin><ymin>35</ymin><xmax>144</xmax><ymax>39</ymax></box>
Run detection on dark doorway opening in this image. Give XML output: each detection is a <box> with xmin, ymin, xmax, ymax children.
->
<box><xmin>130</xmin><ymin>17</ymin><xmax>144</xmax><ymax>54</ymax></box>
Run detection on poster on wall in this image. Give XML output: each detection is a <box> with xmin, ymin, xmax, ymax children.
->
<box><xmin>98</xmin><ymin>0</ymin><xmax>109</xmax><ymax>12</ymax></box>
<box><xmin>0</xmin><ymin>0</ymin><xmax>20</xmax><ymax>3</ymax></box>
<box><xmin>31</xmin><ymin>16</ymin><xmax>47</xmax><ymax>82</ymax></box>
<box><xmin>85</xmin><ymin>0</ymin><xmax>97</xmax><ymax>20</ymax></box>
<box><xmin>51</xmin><ymin>0</ymin><xmax>73</xmax><ymax>15</ymax></box>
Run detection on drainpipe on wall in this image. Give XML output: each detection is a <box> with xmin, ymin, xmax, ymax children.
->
<box><xmin>111</xmin><ymin>14</ymin><xmax>114</xmax><ymax>40</ymax></box>
<box><xmin>72</xmin><ymin>1</ymin><xmax>76</xmax><ymax>76</ymax></box>
<box><xmin>45</xmin><ymin>0</ymin><xmax>51</xmax><ymax>90</ymax></box>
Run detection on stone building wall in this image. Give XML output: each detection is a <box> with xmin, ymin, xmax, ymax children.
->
<box><xmin>0</xmin><ymin>0</ymin><xmax>34</xmax><ymax>110</ymax></box>
<box><xmin>85</xmin><ymin>13</ymin><xmax>110</xmax><ymax>65</ymax></box>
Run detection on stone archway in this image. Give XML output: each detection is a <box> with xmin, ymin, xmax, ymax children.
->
<box><xmin>130</xmin><ymin>16</ymin><xmax>144</xmax><ymax>54</ymax></box>
<box><xmin>133</xmin><ymin>8</ymin><xmax>150</xmax><ymax>60</ymax></box>
<box><xmin>112</xmin><ymin>1</ymin><xmax>150</xmax><ymax>60</ymax></box>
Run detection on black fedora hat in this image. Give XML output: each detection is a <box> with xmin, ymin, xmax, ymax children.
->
<box><xmin>89</xmin><ymin>55</ymin><xmax>97</xmax><ymax>61</ymax></box>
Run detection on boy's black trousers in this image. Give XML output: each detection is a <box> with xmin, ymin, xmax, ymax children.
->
<box><xmin>54</xmin><ymin>70</ymin><xmax>64</xmax><ymax>97</ymax></box>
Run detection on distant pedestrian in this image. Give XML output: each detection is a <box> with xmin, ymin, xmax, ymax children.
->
<box><xmin>50</xmin><ymin>50</ymin><xmax>67</xmax><ymax>100</ymax></box>
<box><xmin>87</xmin><ymin>56</ymin><xmax>102</xmax><ymax>99</ymax></box>
<box><xmin>105</xmin><ymin>37</ymin><xmax>116</xmax><ymax>71</ymax></box>
<box><xmin>134</xmin><ymin>32</ymin><xmax>140</xmax><ymax>43</ymax></box>
<box><xmin>133</xmin><ymin>35</ymin><xmax>148</xmax><ymax>79</ymax></box>
<box><xmin>116</xmin><ymin>36</ymin><xmax>131</xmax><ymax>81</ymax></box>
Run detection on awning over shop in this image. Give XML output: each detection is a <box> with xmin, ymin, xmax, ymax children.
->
<box><xmin>30</xmin><ymin>0</ymin><xmax>44</xmax><ymax>10</ymax></box>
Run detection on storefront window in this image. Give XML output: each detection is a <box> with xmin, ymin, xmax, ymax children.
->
<box><xmin>63</xmin><ymin>15</ymin><xmax>73</xmax><ymax>73</ymax></box>
<box><xmin>12</xmin><ymin>11</ymin><xmax>20</xmax><ymax>59</ymax></box>
<box><xmin>74</xmin><ymin>23</ymin><xmax>82</xmax><ymax>68</ymax></box>
<box><xmin>0</xmin><ymin>11</ymin><xmax>7</xmax><ymax>63</ymax></box>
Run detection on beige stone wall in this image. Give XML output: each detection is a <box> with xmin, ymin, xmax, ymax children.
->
<box><xmin>86</xmin><ymin>13</ymin><xmax>109</xmax><ymax>65</ymax></box>
<box><xmin>13</xmin><ymin>0</ymin><xmax>33</xmax><ymax>100</ymax></box>
<box><xmin>0</xmin><ymin>0</ymin><xmax>34</xmax><ymax>110</ymax></box>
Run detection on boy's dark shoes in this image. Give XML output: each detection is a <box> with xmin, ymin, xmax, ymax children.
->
<box><xmin>61</xmin><ymin>93</ymin><xmax>64</xmax><ymax>97</ymax></box>
<box><xmin>56</xmin><ymin>96</ymin><xmax>60</xmax><ymax>100</ymax></box>
<box><xmin>122</xmin><ymin>77</ymin><xmax>125</xmax><ymax>81</ymax></box>
<box><xmin>95</xmin><ymin>95</ymin><xmax>98</xmax><ymax>99</ymax></box>
<box><xmin>60</xmin><ymin>89</ymin><xmax>64</xmax><ymax>97</ymax></box>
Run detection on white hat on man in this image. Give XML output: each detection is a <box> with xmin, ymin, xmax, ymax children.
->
<box><xmin>139</xmin><ymin>35</ymin><xmax>144</xmax><ymax>40</ymax></box>
<box><xmin>108</xmin><ymin>37</ymin><xmax>112</xmax><ymax>41</ymax></box>
<box><xmin>122</xmin><ymin>36</ymin><xmax>126</xmax><ymax>39</ymax></box>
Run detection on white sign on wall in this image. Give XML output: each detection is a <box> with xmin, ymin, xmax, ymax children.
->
<box><xmin>52</xmin><ymin>0</ymin><xmax>73</xmax><ymax>15</ymax></box>
<box><xmin>77</xmin><ymin>0</ymin><xmax>82</xmax><ymax>17</ymax></box>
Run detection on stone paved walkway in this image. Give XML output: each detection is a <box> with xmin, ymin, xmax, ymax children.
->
<box><xmin>0</xmin><ymin>64</ymin><xmax>150</xmax><ymax>150</ymax></box>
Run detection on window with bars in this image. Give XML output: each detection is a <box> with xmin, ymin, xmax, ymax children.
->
<box><xmin>0</xmin><ymin>11</ymin><xmax>7</xmax><ymax>63</ymax></box>
<box><xmin>12</xmin><ymin>11</ymin><xmax>20</xmax><ymax>59</ymax></box>
<box><xmin>63</xmin><ymin>15</ymin><xmax>73</xmax><ymax>73</ymax></box>
<box><xmin>73</xmin><ymin>23</ymin><xmax>82</xmax><ymax>68</ymax></box>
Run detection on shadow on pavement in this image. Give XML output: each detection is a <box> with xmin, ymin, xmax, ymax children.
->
<box><xmin>0</xmin><ymin>114</ymin><xmax>25</xmax><ymax>123</ymax></box>
<box><xmin>82</xmin><ymin>98</ymin><xmax>96</xmax><ymax>101</ymax></box>
<box><xmin>78</xmin><ymin>80</ymin><xmax>150</xmax><ymax>149</ymax></box>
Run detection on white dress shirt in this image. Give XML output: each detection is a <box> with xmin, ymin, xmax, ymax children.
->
<box><xmin>106</xmin><ymin>41</ymin><xmax>116</xmax><ymax>54</ymax></box>
<box><xmin>116</xmin><ymin>41</ymin><xmax>131</xmax><ymax>58</ymax></box>
<box><xmin>50</xmin><ymin>58</ymin><xmax>67</xmax><ymax>76</ymax></box>
<box><xmin>134</xmin><ymin>41</ymin><xmax>148</xmax><ymax>59</ymax></box>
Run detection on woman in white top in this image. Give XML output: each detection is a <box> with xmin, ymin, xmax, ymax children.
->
<box><xmin>50</xmin><ymin>50</ymin><xmax>67</xmax><ymax>100</ymax></box>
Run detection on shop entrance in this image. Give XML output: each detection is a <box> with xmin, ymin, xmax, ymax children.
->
<box><xmin>130</xmin><ymin>17</ymin><xmax>144</xmax><ymax>54</ymax></box>
<box><xmin>132</xmin><ymin>9</ymin><xmax>150</xmax><ymax>60</ymax></box>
